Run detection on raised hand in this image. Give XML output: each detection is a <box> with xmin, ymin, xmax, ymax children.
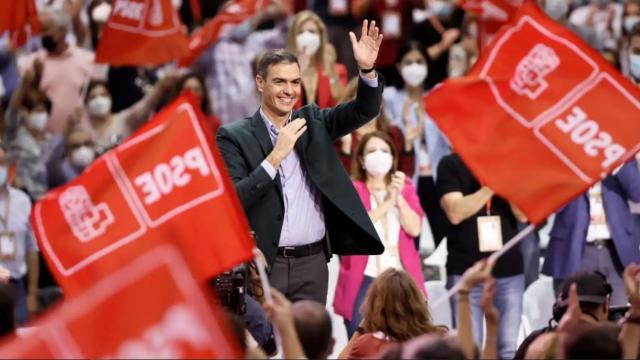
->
<box><xmin>349</xmin><ymin>20</ymin><xmax>383</xmax><ymax>70</ymax></box>
<box><xmin>624</xmin><ymin>263</ymin><xmax>640</xmax><ymax>315</ymax></box>
<box><xmin>459</xmin><ymin>258</ymin><xmax>495</xmax><ymax>292</ymax></box>
<box><xmin>267</xmin><ymin>118</ymin><xmax>307</xmax><ymax>168</ymax></box>
<box><xmin>480</xmin><ymin>278</ymin><xmax>499</xmax><ymax>325</ymax></box>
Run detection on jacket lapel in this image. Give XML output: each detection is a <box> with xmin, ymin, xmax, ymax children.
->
<box><xmin>292</xmin><ymin>109</ymin><xmax>309</xmax><ymax>163</ymax></box>
<box><xmin>250</xmin><ymin>110</ymin><xmax>284</xmax><ymax>203</ymax></box>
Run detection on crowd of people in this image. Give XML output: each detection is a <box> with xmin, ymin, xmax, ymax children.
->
<box><xmin>0</xmin><ymin>0</ymin><xmax>639</xmax><ymax>358</ymax></box>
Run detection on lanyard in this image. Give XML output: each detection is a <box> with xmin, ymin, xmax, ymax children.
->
<box><xmin>486</xmin><ymin>197</ymin><xmax>492</xmax><ymax>216</ymax></box>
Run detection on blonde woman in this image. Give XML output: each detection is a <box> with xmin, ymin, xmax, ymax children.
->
<box><xmin>287</xmin><ymin>10</ymin><xmax>347</xmax><ymax>109</ymax></box>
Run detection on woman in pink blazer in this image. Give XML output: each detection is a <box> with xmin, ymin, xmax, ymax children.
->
<box><xmin>333</xmin><ymin>131</ymin><xmax>427</xmax><ymax>338</ymax></box>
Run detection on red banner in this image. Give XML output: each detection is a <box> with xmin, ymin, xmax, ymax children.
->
<box><xmin>0</xmin><ymin>0</ymin><xmax>40</xmax><ymax>48</ymax></box>
<box><xmin>95</xmin><ymin>0</ymin><xmax>190</xmax><ymax>65</ymax></box>
<box><xmin>0</xmin><ymin>245</ymin><xmax>240</xmax><ymax>358</ymax></box>
<box><xmin>425</xmin><ymin>1</ymin><xmax>640</xmax><ymax>225</ymax></box>
<box><xmin>178</xmin><ymin>0</ymin><xmax>266</xmax><ymax>67</ymax></box>
<box><xmin>31</xmin><ymin>95</ymin><xmax>254</xmax><ymax>296</ymax></box>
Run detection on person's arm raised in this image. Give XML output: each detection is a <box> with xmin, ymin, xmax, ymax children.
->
<box><xmin>321</xmin><ymin>20</ymin><xmax>383</xmax><ymax>140</ymax></box>
<box><xmin>440</xmin><ymin>187</ymin><xmax>494</xmax><ymax>225</ymax></box>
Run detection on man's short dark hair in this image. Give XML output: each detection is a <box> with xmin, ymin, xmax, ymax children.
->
<box><xmin>292</xmin><ymin>300</ymin><xmax>332</xmax><ymax>359</ymax></box>
<box><xmin>256</xmin><ymin>49</ymin><xmax>299</xmax><ymax>79</ymax></box>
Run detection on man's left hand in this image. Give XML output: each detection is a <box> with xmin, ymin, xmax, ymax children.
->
<box><xmin>349</xmin><ymin>20</ymin><xmax>383</xmax><ymax>71</ymax></box>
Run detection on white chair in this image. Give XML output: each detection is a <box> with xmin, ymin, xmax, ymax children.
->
<box><xmin>425</xmin><ymin>280</ymin><xmax>453</xmax><ymax>330</ymax></box>
<box><xmin>520</xmin><ymin>275</ymin><xmax>555</xmax><ymax>339</ymax></box>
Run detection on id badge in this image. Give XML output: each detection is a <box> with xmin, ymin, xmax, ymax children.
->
<box><xmin>382</xmin><ymin>12</ymin><xmax>401</xmax><ymax>39</ymax></box>
<box><xmin>329</xmin><ymin>0</ymin><xmax>348</xmax><ymax>15</ymax></box>
<box><xmin>0</xmin><ymin>232</ymin><xmax>16</xmax><ymax>261</ymax></box>
<box><xmin>477</xmin><ymin>216</ymin><xmax>503</xmax><ymax>252</ymax></box>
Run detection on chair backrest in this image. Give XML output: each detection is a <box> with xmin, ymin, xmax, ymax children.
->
<box><xmin>425</xmin><ymin>280</ymin><xmax>453</xmax><ymax>330</ymax></box>
<box><xmin>522</xmin><ymin>276</ymin><xmax>555</xmax><ymax>335</ymax></box>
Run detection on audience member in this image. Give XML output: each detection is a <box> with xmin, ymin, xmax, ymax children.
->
<box><xmin>437</xmin><ymin>153</ymin><xmax>527</xmax><ymax>359</ymax></box>
<box><xmin>5</xmin><ymin>61</ymin><xmax>56</xmax><ymax>200</ymax></box>
<box><xmin>335</xmin><ymin>79</ymin><xmax>413</xmax><ymax>176</ymax></box>
<box><xmin>383</xmin><ymin>40</ymin><xmax>451</xmax><ymax>244</ymax></box>
<box><xmin>19</xmin><ymin>6</ymin><xmax>101</xmax><ymax>134</ymax></box>
<box><xmin>339</xmin><ymin>268</ymin><xmax>447</xmax><ymax>359</ymax></box>
<box><xmin>401</xmin><ymin>334</ymin><xmax>466</xmax><ymax>359</ymax></box>
<box><xmin>543</xmin><ymin>160</ymin><xmax>640</xmax><ymax>306</ymax></box>
<box><xmin>46</xmin><ymin>126</ymin><xmax>96</xmax><ymax>189</ymax></box>
<box><xmin>288</xmin><ymin>11</ymin><xmax>348</xmax><ymax>110</ymax></box>
<box><xmin>292</xmin><ymin>300</ymin><xmax>335</xmax><ymax>359</ymax></box>
<box><xmin>334</xmin><ymin>131</ymin><xmax>425</xmax><ymax>337</ymax></box>
<box><xmin>0</xmin><ymin>146</ymin><xmax>39</xmax><ymax>325</ymax></box>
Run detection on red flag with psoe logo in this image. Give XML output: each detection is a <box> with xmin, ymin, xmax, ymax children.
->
<box><xmin>178</xmin><ymin>0</ymin><xmax>267</xmax><ymax>67</ymax></box>
<box><xmin>31</xmin><ymin>94</ymin><xmax>254</xmax><ymax>296</ymax></box>
<box><xmin>425</xmin><ymin>1</ymin><xmax>640</xmax><ymax>224</ymax></box>
<box><xmin>95</xmin><ymin>0</ymin><xmax>190</xmax><ymax>65</ymax></box>
<box><xmin>0</xmin><ymin>0</ymin><xmax>41</xmax><ymax>48</ymax></box>
<box><xmin>0</xmin><ymin>245</ymin><xmax>241</xmax><ymax>358</ymax></box>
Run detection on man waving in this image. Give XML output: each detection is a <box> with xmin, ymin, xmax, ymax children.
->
<box><xmin>217</xmin><ymin>20</ymin><xmax>385</xmax><ymax>304</ymax></box>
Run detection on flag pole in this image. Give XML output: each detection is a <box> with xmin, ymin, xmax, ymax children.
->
<box><xmin>430</xmin><ymin>224</ymin><xmax>536</xmax><ymax>308</ymax></box>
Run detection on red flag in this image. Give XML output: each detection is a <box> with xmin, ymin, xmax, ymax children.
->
<box><xmin>0</xmin><ymin>0</ymin><xmax>40</xmax><ymax>48</ymax></box>
<box><xmin>178</xmin><ymin>0</ymin><xmax>266</xmax><ymax>67</ymax></box>
<box><xmin>95</xmin><ymin>0</ymin><xmax>190</xmax><ymax>66</ymax></box>
<box><xmin>31</xmin><ymin>95</ymin><xmax>254</xmax><ymax>296</ymax></box>
<box><xmin>424</xmin><ymin>1</ymin><xmax>640</xmax><ymax>225</ymax></box>
<box><xmin>0</xmin><ymin>244</ymin><xmax>240</xmax><ymax>358</ymax></box>
<box><xmin>461</xmin><ymin>0</ymin><xmax>522</xmax><ymax>49</ymax></box>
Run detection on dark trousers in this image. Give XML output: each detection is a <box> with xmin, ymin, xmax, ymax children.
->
<box><xmin>9</xmin><ymin>277</ymin><xmax>27</xmax><ymax>325</ymax></box>
<box><xmin>553</xmin><ymin>241</ymin><xmax>626</xmax><ymax>306</ymax></box>
<box><xmin>268</xmin><ymin>252</ymin><xmax>328</xmax><ymax>305</ymax></box>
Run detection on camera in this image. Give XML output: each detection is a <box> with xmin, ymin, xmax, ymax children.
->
<box><xmin>212</xmin><ymin>264</ymin><xmax>247</xmax><ymax>315</ymax></box>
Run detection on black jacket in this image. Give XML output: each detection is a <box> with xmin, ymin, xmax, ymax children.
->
<box><xmin>217</xmin><ymin>75</ymin><xmax>385</xmax><ymax>266</ymax></box>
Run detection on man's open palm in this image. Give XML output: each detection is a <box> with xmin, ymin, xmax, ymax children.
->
<box><xmin>349</xmin><ymin>20</ymin><xmax>383</xmax><ymax>70</ymax></box>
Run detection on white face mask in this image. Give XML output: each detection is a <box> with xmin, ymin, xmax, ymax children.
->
<box><xmin>87</xmin><ymin>95</ymin><xmax>112</xmax><ymax>117</ymax></box>
<box><xmin>364</xmin><ymin>150</ymin><xmax>393</xmax><ymax>178</ymax></box>
<box><xmin>296</xmin><ymin>31</ymin><xmax>321</xmax><ymax>56</ymax></box>
<box><xmin>630</xmin><ymin>54</ymin><xmax>640</xmax><ymax>81</ymax></box>
<box><xmin>624</xmin><ymin>16</ymin><xmax>640</xmax><ymax>33</ymax></box>
<box><xmin>401</xmin><ymin>62</ymin><xmax>428</xmax><ymax>87</ymax></box>
<box><xmin>27</xmin><ymin>111</ymin><xmax>48</xmax><ymax>132</ymax></box>
<box><xmin>71</xmin><ymin>146</ymin><xmax>95</xmax><ymax>169</ymax></box>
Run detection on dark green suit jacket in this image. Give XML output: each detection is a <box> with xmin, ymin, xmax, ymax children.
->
<box><xmin>216</xmin><ymin>76</ymin><xmax>385</xmax><ymax>266</ymax></box>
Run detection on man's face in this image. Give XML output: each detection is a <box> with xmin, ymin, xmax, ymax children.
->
<box><xmin>256</xmin><ymin>62</ymin><xmax>301</xmax><ymax>117</ymax></box>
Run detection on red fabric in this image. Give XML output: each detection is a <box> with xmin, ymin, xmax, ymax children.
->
<box><xmin>0</xmin><ymin>244</ymin><xmax>241</xmax><ymax>358</ymax></box>
<box><xmin>0</xmin><ymin>0</ymin><xmax>40</xmax><ymax>48</ymax></box>
<box><xmin>95</xmin><ymin>0</ymin><xmax>189</xmax><ymax>66</ymax></box>
<box><xmin>335</xmin><ymin>126</ymin><xmax>415</xmax><ymax>177</ymax></box>
<box><xmin>189</xmin><ymin>0</ymin><xmax>202</xmax><ymax>23</ymax></box>
<box><xmin>333</xmin><ymin>179</ymin><xmax>426</xmax><ymax>321</ymax></box>
<box><xmin>31</xmin><ymin>94</ymin><xmax>254</xmax><ymax>296</ymax></box>
<box><xmin>424</xmin><ymin>0</ymin><xmax>640</xmax><ymax>225</ymax></box>
<box><xmin>294</xmin><ymin>63</ymin><xmax>348</xmax><ymax>110</ymax></box>
<box><xmin>178</xmin><ymin>0</ymin><xmax>267</xmax><ymax>67</ymax></box>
